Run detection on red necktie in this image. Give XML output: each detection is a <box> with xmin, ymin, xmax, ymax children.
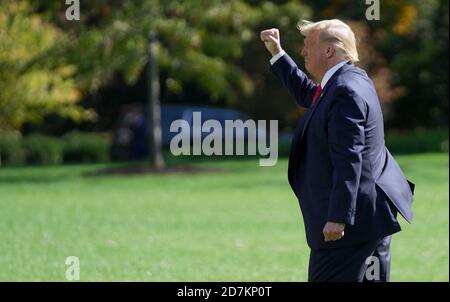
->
<box><xmin>311</xmin><ymin>84</ymin><xmax>322</xmax><ymax>106</ymax></box>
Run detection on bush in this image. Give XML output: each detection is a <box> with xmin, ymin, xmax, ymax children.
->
<box><xmin>385</xmin><ymin>128</ymin><xmax>449</xmax><ymax>154</ymax></box>
<box><xmin>0</xmin><ymin>131</ymin><xmax>26</xmax><ymax>166</ymax></box>
<box><xmin>275</xmin><ymin>128</ymin><xmax>448</xmax><ymax>158</ymax></box>
<box><xmin>22</xmin><ymin>134</ymin><xmax>64</xmax><ymax>165</ymax></box>
<box><xmin>0</xmin><ymin>132</ymin><xmax>112</xmax><ymax>166</ymax></box>
<box><xmin>62</xmin><ymin>131</ymin><xmax>111</xmax><ymax>163</ymax></box>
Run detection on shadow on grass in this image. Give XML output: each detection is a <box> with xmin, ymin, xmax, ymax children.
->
<box><xmin>84</xmin><ymin>163</ymin><xmax>223</xmax><ymax>177</ymax></box>
<box><xmin>0</xmin><ymin>170</ymin><xmax>74</xmax><ymax>184</ymax></box>
<box><xmin>0</xmin><ymin>156</ymin><xmax>260</xmax><ymax>184</ymax></box>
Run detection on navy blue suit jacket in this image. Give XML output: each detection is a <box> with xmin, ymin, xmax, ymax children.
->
<box><xmin>271</xmin><ymin>54</ymin><xmax>415</xmax><ymax>250</ymax></box>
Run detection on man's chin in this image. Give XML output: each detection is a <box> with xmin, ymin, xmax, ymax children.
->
<box><xmin>304</xmin><ymin>61</ymin><xmax>310</xmax><ymax>68</ymax></box>
<box><xmin>304</xmin><ymin>64</ymin><xmax>312</xmax><ymax>75</ymax></box>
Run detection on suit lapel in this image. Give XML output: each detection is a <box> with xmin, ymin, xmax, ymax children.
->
<box><xmin>298</xmin><ymin>82</ymin><xmax>331</xmax><ymax>140</ymax></box>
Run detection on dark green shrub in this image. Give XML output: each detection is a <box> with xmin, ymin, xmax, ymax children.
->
<box><xmin>0</xmin><ymin>132</ymin><xmax>26</xmax><ymax>166</ymax></box>
<box><xmin>22</xmin><ymin>134</ymin><xmax>63</xmax><ymax>165</ymax></box>
<box><xmin>385</xmin><ymin>128</ymin><xmax>449</xmax><ymax>154</ymax></box>
<box><xmin>62</xmin><ymin>131</ymin><xmax>111</xmax><ymax>163</ymax></box>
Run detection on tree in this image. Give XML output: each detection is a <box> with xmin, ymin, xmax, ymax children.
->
<box><xmin>0</xmin><ymin>0</ymin><xmax>95</xmax><ymax>131</ymax></box>
<box><xmin>36</xmin><ymin>0</ymin><xmax>310</xmax><ymax>166</ymax></box>
<box><xmin>147</xmin><ymin>31</ymin><xmax>165</xmax><ymax>168</ymax></box>
<box><xmin>6</xmin><ymin>0</ymin><xmax>312</xmax><ymax>166</ymax></box>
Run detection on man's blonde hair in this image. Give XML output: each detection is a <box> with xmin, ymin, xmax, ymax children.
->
<box><xmin>297</xmin><ymin>19</ymin><xmax>359</xmax><ymax>63</ymax></box>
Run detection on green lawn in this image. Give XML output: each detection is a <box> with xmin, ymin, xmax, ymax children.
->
<box><xmin>0</xmin><ymin>153</ymin><xmax>448</xmax><ymax>281</ymax></box>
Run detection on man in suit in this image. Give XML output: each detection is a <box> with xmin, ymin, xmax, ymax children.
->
<box><xmin>260</xmin><ymin>19</ymin><xmax>415</xmax><ymax>282</ymax></box>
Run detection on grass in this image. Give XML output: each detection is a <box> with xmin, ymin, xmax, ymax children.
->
<box><xmin>0</xmin><ymin>153</ymin><xmax>448</xmax><ymax>281</ymax></box>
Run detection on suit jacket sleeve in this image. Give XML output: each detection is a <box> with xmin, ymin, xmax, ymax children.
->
<box><xmin>270</xmin><ymin>53</ymin><xmax>318</xmax><ymax>108</ymax></box>
<box><xmin>327</xmin><ymin>86</ymin><xmax>367</xmax><ymax>225</ymax></box>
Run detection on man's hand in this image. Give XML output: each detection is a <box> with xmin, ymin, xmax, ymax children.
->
<box><xmin>260</xmin><ymin>28</ymin><xmax>283</xmax><ymax>56</ymax></box>
<box><xmin>323</xmin><ymin>222</ymin><xmax>346</xmax><ymax>242</ymax></box>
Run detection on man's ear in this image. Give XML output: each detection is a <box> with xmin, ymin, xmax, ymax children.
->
<box><xmin>326</xmin><ymin>45</ymin><xmax>335</xmax><ymax>58</ymax></box>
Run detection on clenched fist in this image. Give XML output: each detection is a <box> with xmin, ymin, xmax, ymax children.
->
<box><xmin>260</xmin><ymin>28</ymin><xmax>283</xmax><ymax>56</ymax></box>
<box><xmin>323</xmin><ymin>222</ymin><xmax>346</xmax><ymax>242</ymax></box>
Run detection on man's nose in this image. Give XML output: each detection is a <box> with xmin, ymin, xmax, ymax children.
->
<box><xmin>300</xmin><ymin>47</ymin><xmax>306</xmax><ymax>57</ymax></box>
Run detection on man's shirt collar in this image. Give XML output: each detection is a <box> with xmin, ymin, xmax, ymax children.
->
<box><xmin>321</xmin><ymin>60</ymin><xmax>349</xmax><ymax>88</ymax></box>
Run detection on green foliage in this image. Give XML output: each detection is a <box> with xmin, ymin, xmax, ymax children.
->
<box><xmin>236</xmin><ymin>1</ymin><xmax>312</xmax><ymax>126</ymax></box>
<box><xmin>4</xmin><ymin>0</ymin><xmax>446</xmax><ymax>133</ymax></box>
<box><xmin>0</xmin><ymin>132</ymin><xmax>26</xmax><ymax>165</ymax></box>
<box><xmin>387</xmin><ymin>0</ymin><xmax>449</xmax><ymax>129</ymax></box>
<box><xmin>22</xmin><ymin>134</ymin><xmax>64</xmax><ymax>165</ymax></box>
<box><xmin>43</xmin><ymin>0</ymin><xmax>310</xmax><ymax>106</ymax></box>
<box><xmin>273</xmin><ymin>129</ymin><xmax>450</xmax><ymax>158</ymax></box>
<box><xmin>0</xmin><ymin>0</ymin><xmax>96</xmax><ymax>130</ymax></box>
<box><xmin>385</xmin><ymin>128</ymin><xmax>449</xmax><ymax>154</ymax></box>
<box><xmin>62</xmin><ymin>131</ymin><xmax>111</xmax><ymax>163</ymax></box>
<box><xmin>0</xmin><ymin>132</ymin><xmax>111</xmax><ymax>166</ymax></box>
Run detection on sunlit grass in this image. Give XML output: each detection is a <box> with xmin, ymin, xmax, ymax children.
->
<box><xmin>0</xmin><ymin>153</ymin><xmax>447</xmax><ymax>281</ymax></box>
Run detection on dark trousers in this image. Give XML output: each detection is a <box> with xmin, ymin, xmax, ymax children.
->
<box><xmin>308</xmin><ymin>236</ymin><xmax>392</xmax><ymax>282</ymax></box>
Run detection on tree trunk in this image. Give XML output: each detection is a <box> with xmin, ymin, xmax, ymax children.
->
<box><xmin>146</xmin><ymin>31</ymin><xmax>165</xmax><ymax>169</ymax></box>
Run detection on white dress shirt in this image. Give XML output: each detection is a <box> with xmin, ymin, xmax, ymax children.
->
<box><xmin>320</xmin><ymin>60</ymin><xmax>348</xmax><ymax>88</ymax></box>
<box><xmin>270</xmin><ymin>50</ymin><xmax>348</xmax><ymax>88</ymax></box>
<box><xmin>269</xmin><ymin>50</ymin><xmax>286</xmax><ymax>65</ymax></box>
